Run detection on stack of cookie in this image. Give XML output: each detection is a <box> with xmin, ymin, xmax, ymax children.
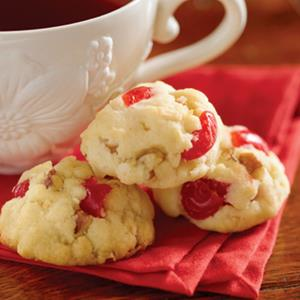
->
<box><xmin>0</xmin><ymin>81</ymin><xmax>290</xmax><ymax>266</ymax></box>
<box><xmin>81</xmin><ymin>81</ymin><xmax>290</xmax><ymax>233</ymax></box>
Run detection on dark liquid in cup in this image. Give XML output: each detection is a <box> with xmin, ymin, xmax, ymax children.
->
<box><xmin>0</xmin><ymin>0</ymin><xmax>130</xmax><ymax>31</ymax></box>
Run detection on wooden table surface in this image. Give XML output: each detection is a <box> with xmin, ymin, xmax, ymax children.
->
<box><xmin>1</xmin><ymin>1</ymin><xmax>300</xmax><ymax>299</ymax></box>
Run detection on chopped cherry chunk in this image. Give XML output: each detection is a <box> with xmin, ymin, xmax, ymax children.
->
<box><xmin>231</xmin><ymin>129</ymin><xmax>269</xmax><ymax>154</ymax></box>
<box><xmin>181</xmin><ymin>178</ymin><xmax>229</xmax><ymax>220</ymax></box>
<box><xmin>12</xmin><ymin>179</ymin><xmax>30</xmax><ymax>198</ymax></box>
<box><xmin>182</xmin><ymin>111</ymin><xmax>217</xmax><ymax>160</ymax></box>
<box><xmin>80</xmin><ymin>177</ymin><xmax>112</xmax><ymax>218</ymax></box>
<box><xmin>122</xmin><ymin>86</ymin><xmax>153</xmax><ymax>106</ymax></box>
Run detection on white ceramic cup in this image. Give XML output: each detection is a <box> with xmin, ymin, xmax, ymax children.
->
<box><xmin>0</xmin><ymin>0</ymin><xmax>247</xmax><ymax>174</ymax></box>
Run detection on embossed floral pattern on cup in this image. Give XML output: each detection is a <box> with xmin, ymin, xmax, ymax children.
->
<box><xmin>0</xmin><ymin>36</ymin><xmax>116</xmax><ymax>174</ymax></box>
<box><xmin>0</xmin><ymin>52</ymin><xmax>92</xmax><ymax>173</ymax></box>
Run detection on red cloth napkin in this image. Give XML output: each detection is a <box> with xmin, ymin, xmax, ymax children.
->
<box><xmin>0</xmin><ymin>66</ymin><xmax>300</xmax><ymax>298</ymax></box>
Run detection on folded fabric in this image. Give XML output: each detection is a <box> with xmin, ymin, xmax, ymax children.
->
<box><xmin>166</xmin><ymin>66</ymin><xmax>300</xmax><ymax>151</ymax></box>
<box><xmin>0</xmin><ymin>66</ymin><xmax>299</xmax><ymax>298</ymax></box>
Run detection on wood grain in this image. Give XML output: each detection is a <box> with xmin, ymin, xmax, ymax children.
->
<box><xmin>151</xmin><ymin>0</ymin><xmax>300</xmax><ymax>65</ymax></box>
<box><xmin>0</xmin><ymin>0</ymin><xmax>300</xmax><ymax>299</ymax></box>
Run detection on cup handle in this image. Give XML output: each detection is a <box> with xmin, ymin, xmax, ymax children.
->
<box><xmin>135</xmin><ymin>0</ymin><xmax>247</xmax><ymax>82</ymax></box>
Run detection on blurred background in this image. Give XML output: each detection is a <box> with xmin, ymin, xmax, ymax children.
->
<box><xmin>152</xmin><ymin>0</ymin><xmax>300</xmax><ymax>64</ymax></box>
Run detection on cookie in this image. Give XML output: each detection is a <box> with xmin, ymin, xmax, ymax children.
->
<box><xmin>153</xmin><ymin>126</ymin><xmax>290</xmax><ymax>232</ymax></box>
<box><xmin>0</xmin><ymin>156</ymin><xmax>155</xmax><ymax>265</ymax></box>
<box><xmin>81</xmin><ymin>81</ymin><xmax>223</xmax><ymax>188</ymax></box>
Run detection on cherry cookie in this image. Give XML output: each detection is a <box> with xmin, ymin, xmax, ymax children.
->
<box><xmin>81</xmin><ymin>81</ymin><xmax>223</xmax><ymax>189</ymax></box>
<box><xmin>0</xmin><ymin>156</ymin><xmax>154</xmax><ymax>265</ymax></box>
<box><xmin>153</xmin><ymin>126</ymin><xmax>290</xmax><ymax>233</ymax></box>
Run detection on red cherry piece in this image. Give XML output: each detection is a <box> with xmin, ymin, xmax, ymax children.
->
<box><xmin>181</xmin><ymin>178</ymin><xmax>229</xmax><ymax>220</ymax></box>
<box><xmin>182</xmin><ymin>111</ymin><xmax>217</xmax><ymax>160</ymax></box>
<box><xmin>231</xmin><ymin>129</ymin><xmax>269</xmax><ymax>154</ymax></box>
<box><xmin>12</xmin><ymin>179</ymin><xmax>30</xmax><ymax>198</ymax></box>
<box><xmin>80</xmin><ymin>177</ymin><xmax>112</xmax><ymax>218</ymax></box>
<box><xmin>122</xmin><ymin>86</ymin><xmax>153</xmax><ymax>106</ymax></box>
